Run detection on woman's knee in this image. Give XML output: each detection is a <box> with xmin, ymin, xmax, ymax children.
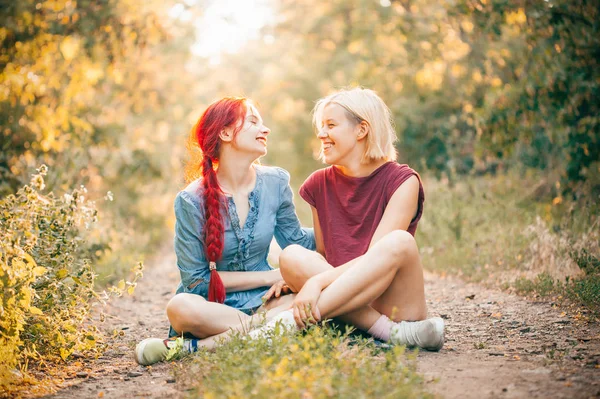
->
<box><xmin>279</xmin><ymin>244</ymin><xmax>308</xmax><ymax>277</ymax></box>
<box><xmin>279</xmin><ymin>245</ymin><xmax>324</xmax><ymax>290</ymax></box>
<box><xmin>279</xmin><ymin>244</ymin><xmax>304</xmax><ymax>266</ymax></box>
<box><xmin>379</xmin><ymin>230</ymin><xmax>419</xmax><ymax>264</ymax></box>
<box><xmin>166</xmin><ymin>293</ymin><xmax>205</xmax><ymax>331</ymax></box>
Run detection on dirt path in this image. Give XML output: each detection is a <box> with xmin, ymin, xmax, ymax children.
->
<box><xmin>40</xmin><ymin>247</ymin><xmax>600</xmax><ymax>399</ymax></box>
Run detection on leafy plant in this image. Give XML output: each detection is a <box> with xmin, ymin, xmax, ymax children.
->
<box><xmin>0</xmin><ymin>166</ymin><xmax>143</xmax><ymax>390</ymax></box>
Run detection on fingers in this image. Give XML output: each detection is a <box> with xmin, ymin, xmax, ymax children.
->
<box><xmin>293</xmin><ymin>302</ymin><xmax>321</xmax><ymax>328</ymax></box>
<box><xmin>305</xmin><ymin>303</ymin><xmax>320</xmax><ymax>325</ymax></box>
<box><xmin>275</xmin><ymin>284</ymin><xmax>282</xmax><ymax>298</ymax></box>
<box><xmin>311</xmin><ymin>305</ymin><xmax>321</xmax><ymax>322</ymax></box>
<box><xmin>262</xmin><ymin>287</ymin><xmax>274</xmax><ymax>302</ymax></box>
<box><xmin>293</xmin><ymin>304</ymin><xmax>305</xmax><ymax>329</ymax></box>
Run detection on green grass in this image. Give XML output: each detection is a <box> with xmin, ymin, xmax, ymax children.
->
<box><xmin>418</xmin><ymin>171</ymin><xmax>543</xmax><ymax>281</ymax></box>
<box><xmin>418</xmin><ymin>169</ymin><xmax>600</xmax><ymax>313</ymax></box>
<box><xmin>175</xmin><ymin>324</ymin><xmax>432</xmax><ymax>399</ymax></box>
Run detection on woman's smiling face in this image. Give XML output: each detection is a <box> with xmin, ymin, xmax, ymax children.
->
<box><xmin>232</xmin><ymin>104</ymin><xmax>271</xmax><ymax>157</ymax></box>
<box><xmin>317</xmin><ymin>103</ymin><xmax>363</xmax><ymax>165</ymax></box>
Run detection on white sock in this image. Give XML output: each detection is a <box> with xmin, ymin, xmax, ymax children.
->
<box><xmin>367</xmin><ymin>315</ymin><xmax>394</xmax><ymax>342</ymax></box>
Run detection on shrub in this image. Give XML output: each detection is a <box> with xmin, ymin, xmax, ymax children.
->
<box><xmin>0</xmin><ymin>166</ymin><xmax>142</xmax><ymax>390</ymax></box>
<box><xmin>511</xmin><ymin>215</ymin><xmax>599</xmax><ymax>312</ymax></box>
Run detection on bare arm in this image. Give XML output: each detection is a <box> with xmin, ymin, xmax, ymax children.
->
<box><xmin>368</xmin><ymin>175</ymin><xmax>419</xmax><ymax>245</ymax></box>
<box><xmin>218</xmin><ymin>269</ymin><xmax>282</xmax><ymax>293</ymax></box>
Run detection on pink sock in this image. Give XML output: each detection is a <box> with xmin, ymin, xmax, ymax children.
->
<box><xmin>367</xmin><ymin>315</ymin><xmax>394</xmax><ymax>342</ymax></box>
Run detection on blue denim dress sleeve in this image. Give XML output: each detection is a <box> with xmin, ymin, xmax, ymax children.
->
<box><xmin>173</xmin><ymin>190</ymin><xmax>210</xmax><ymax>298</ymax></box>
<box><xmin>273</xmin><ymin>168</ymin><xmax>316</xmax><ymax>251</ymax></box>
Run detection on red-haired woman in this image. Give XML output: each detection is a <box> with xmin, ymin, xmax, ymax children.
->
<box><xmin>135</xmin><ymin>97</ymin><xmax>314</xmax><ymax>365</ymax></box>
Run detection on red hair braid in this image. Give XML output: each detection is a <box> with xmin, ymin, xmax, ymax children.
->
<box><xmin>191</xmin><ymin>97</ymin><xmax>248</xmax><ymax>303</ymax></box>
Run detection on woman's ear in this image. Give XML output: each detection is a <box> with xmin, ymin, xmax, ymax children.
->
<box><xmin>219</xmin><ymin>128</ymin><xmax>233</xmax><ymax>142</ymax></box>
<box><xmin>356</xmin><ymin>121</ymin><xmax>369</xmax><ymax>141</ymax></box>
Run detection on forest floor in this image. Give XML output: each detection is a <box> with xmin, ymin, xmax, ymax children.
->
<box><xmin>22</xmin><ymin>246</ymin><xmax>600</xmax><ymax>399</ymax></box>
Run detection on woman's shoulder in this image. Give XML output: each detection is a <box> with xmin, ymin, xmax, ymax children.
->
<box><xmin>386</xmin><ymin>161</ymin><xmax>416</xmax><ymax>172</ymax></box>
<box><xmin>255</xmin><ymin>164</ymin><xmax>292</xmax><ymax>184</ymax></box>
<box><xmin>299</xmin><ymin>167</ymin><xmax>333</xmax><ymax>194</ymax></box>
<box><xmin>175</xmin><ymin>179</ymin><xmax>203</xmax><ymax>211</ymax></box>
<box><xmin>383</xmin><ymin>162</ymin><xmax>420</xmax><ymax>179</ymax></box>
<box><xmin>305</xmin><ymin>166</ymin><xmax>332</xmax><ymax>183</ymax></box>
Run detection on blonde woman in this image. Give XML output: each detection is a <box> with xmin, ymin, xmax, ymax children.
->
<box><xmin>273</xmin><ymin>88</ymin><xmax>444</xmax><ymax>350</ymax></box>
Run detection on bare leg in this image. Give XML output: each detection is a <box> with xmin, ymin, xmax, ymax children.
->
<box><xmin>136</xmin><ymin>291</ymin><xmax>298</xmax><ymax>365</ymax></box>
<box><xmin>318</xmin><ymin>230</ymin><xmax>426</xmax><ymax>321</ymax></box>
<box><xmin>279</xmin><ymin>230</ymin><xmax>427</xmax><ymax>330</ymax></box>
<box><xmin>280</xmin><ymin>249</ymin><xmax>382</xmax><ymax>331</ymax></box>
<box><xmin>166</xmin><ymin>292</ymin><xmax>296</xmax><ymax>350</ymax></box>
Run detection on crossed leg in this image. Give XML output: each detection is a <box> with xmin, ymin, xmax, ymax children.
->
<box><xmin>279</xmin><ymin>230</ymin><xmax>427</xmax><ymax>331</ymax></box>
<box><xmin>166</xmin><ymin>291</ymin><xmax>295</xmax><ymax>350</ymax></box>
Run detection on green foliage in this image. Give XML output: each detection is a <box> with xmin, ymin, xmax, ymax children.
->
<box><xmin>0</xmin><ymin>166</ymin><xmax>143</xmax><ymax>390</ymax></box>
<box><xmin>188</xmin><ymin>0</ymin><xmax>598</xmax><ymax>195</ymax></box>
<box><xmin>571</xmin><ymin>248</ymin><xmax>600</xmax><ymax>277</ymax></box>
<box><xmin>566</xmin><ymin>248</ymin><xmax>600</xmax><ymax>313</ymax></box>
<box><xmin>513</xmin><ymin>271</ymin><xmax>600</xmax><ymax>315</ymax></box>
<box><xmin>566</xmin><ymin>275</ymin><xmax>600</xmax><ymax>314</ymax></box>
<box><xmin>419</xmin><ymin>170</ymin><xmax>599</xmax><ymax>312</ymax></box>
<box><xmin>179</xmin><ymin>324</ymin><xmax>431</xmax><ymax>399</ymax></box>
<box><xmin>458</xmin><ymin>0</ymin><xmax>600</xmax><ymax>190</ymax></box>
<box><xmin>1</xmin><ymin>0</ymin><xmax>164</xmax><ymax>191</ymax></box>
<box><xmin>1</xmin><ymin>0</ymin><xmax>195</xmax><ymax>283</ymax></box>
<box><xmin>514</xmin><ymin>272</ymin><xmax>557</xmax><ymax>297</ymax></box>
<box><xmin>418</xmin><ymin>171</ymin><xmax>541</xmax><ymax>281</ymax></box>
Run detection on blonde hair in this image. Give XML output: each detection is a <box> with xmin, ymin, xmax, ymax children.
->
<box><xmin>312</xmin><ymin>87</ymin><xmax>397</xmax><ymax>163</ymax></box>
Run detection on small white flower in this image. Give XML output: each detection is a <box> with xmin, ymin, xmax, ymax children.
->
<box><xmin>37</xmin><ymin>164</ymin><xmax>48</xmax><ymax>175</ymax></box>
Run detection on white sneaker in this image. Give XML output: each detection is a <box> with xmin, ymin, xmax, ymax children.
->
<box><xmin>390</xmin><ymin>317</ymin><xmax>445</xmax><ymax>351</ymax></box>
<box><xmin>247</xmin><ymin>310</ymin><xmax>297</xmax><ymax>340</ymax></box>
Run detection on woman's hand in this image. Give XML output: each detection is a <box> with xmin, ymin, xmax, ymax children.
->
<box><xmin>262</xmin><ymin>280</ymin><xmax>293</xmax><ymax>303</ymax></box>
<box><xmin>292</xmin><ymin>278</ymin><xmax>323</xmax><ymax>329</ymax></box>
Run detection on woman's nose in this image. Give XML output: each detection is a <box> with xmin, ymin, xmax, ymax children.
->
<box><xmin>317</xmin><ymin>129</ymin><xmax>328</xmax><ymax>138</ymax></box>
<box><xmin>262</xmin><ymin>125</ymin><xmax>271</xmax><ymax>135</ymax></box>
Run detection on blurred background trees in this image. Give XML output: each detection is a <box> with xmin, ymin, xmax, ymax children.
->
<box><xmin>208</xmin><ymin>0</ymin><xmax>598</xmax><ymax>193</ymax></box>
<box><xmin>3</xmin><ymin>0</ymin><xmax>598</xmax><ymax>256</ymax></box>
<box><xmin>1</xmin><ymin>0</ymin><xmax>598</xmax><ymax>290</ymax></box>
<box><xmin>1</xmin><ymin>0</ymin><xmax>198</xmax><ymax>279</ymax></box>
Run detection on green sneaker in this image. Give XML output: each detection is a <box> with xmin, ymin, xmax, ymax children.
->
<box><xmin>135</xmin><ymin>338</ymin><xmax>170</xmax><ymax>366</ymax></box>
<box><xmin>135</xmin><ymin>337</ymin><xmax>200</xmax><ymax>366</ymax></box>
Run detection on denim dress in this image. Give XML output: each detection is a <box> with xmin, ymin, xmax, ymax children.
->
<box><xmin>172</xmin><ymin>165</ymin><xmax>315</xmax><ymax>317</ymax></box>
